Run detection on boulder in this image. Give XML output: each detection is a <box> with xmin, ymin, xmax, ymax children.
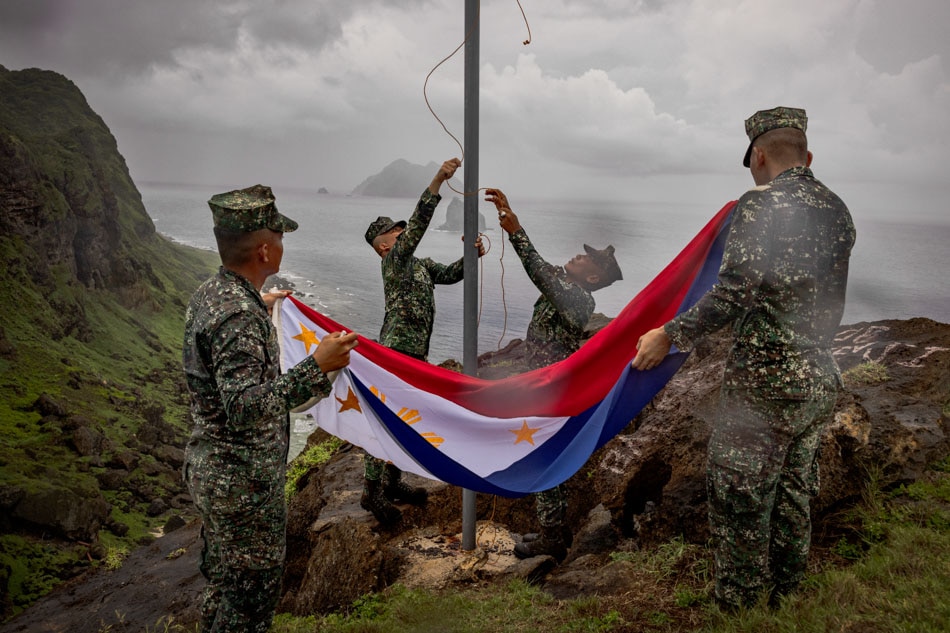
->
<box><xmin>11</xmin><ymin>486</ymin><xmax>111</xmax><ymax>542</ymax></box>
<box><xmin>69</xmin><ymin>426</ymin><xmax>109</xmax><ymax>459</ymax></box>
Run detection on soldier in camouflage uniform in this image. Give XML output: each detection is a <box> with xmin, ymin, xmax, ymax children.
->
<box><xmin>633</xmin><ymin>107</ymin><xmax>856</xmax><ymax>610</ymax></box>
<box><xmin>361</xmin><ymin>158</ymin><xmax>486</xmax><ymax>525</ymax></box>
<box><xmin>486</xmin><ymin>187</ymin><xmax>623</xmax><ymax>562</ymax></box>
<box><xmin>182</xmin><ymin>185</ymin><xmax>359</xmax><ymax>632</ymax></box>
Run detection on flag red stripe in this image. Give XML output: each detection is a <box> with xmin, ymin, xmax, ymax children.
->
<box><xmin>291</xmin><ymin>200</ymin><xmax>735</xmax><ymax>418</ymax></box>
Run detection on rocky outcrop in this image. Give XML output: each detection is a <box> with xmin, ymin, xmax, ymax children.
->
<box><xmin>588</xmin><ymin>318</ymin><xmax>950</xmax><ymax>549</ymax></box>
<box><xmin>0</xmin><ymin>67</ymin><xmax>159</xmax><ymax>300</ymax></box>
<box><xmin>0</xmin><ymin>67</ymin><xmax>215</xmax><ymax>622</ymax></box>
<box><xmin>437</xmin><ymin>195</ymin><xmax>487</xmax><ymax>232</ymax></box>
<box><xmin>278</xmin><ymin>441</ymin><xmax>537</xmax><ymax>617</ymax></box>
<box><xmin>0</xmin><ymin>391</ymin><xmax>191</xmax><ymax>547</ymax></box>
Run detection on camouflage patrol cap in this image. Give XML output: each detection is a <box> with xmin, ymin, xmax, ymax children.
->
<box><xmin>742</xmin><ymin>106</ymin><xmax>808</xmax><ymax>167</ymax></box>
<box><xmin>364</xmin><ymin>216</ymin><xmax>407</xmax><ymax>245</ymax></box>
<box><xmin>583</xmin><ymin>244</ymin><xmax>623</xmax><ymax>286</ymax></box>
<box><xmin>208</xmin><ymin>184</ymin><xmax>298</xmax><ymax>233</ymax></box>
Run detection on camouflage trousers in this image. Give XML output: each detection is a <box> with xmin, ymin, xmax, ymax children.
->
<box><xmin>185</xmin><ymin>461</ymin><xmax>287</xmax><ymax>633</ymax></box>
<box><xmin>364</xmin><ymin>455</ymin><xmax>387</xmax><ymax>481</ymax></box>
<box><xmin>534</xmin><ymin>484</ymin><xmax>567</xmax><ymax>528</ymax></box>
<box><xmin>707</xmin><ymin>387</ymin><xmax>836</xmax><ymax>609</ymax></box>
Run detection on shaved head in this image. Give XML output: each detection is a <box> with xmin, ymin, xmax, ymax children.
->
<box><xmin>214</xmin><ymin>226</ymin><xmax>275</xmax><ymax>267</ymax></box>
<box><xmin>754</xmin><ymin>127</ymin><xmax>808</xmax><ymax>166</ymax></box>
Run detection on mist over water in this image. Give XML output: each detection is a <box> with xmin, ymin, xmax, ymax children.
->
<box><xmin>141</xmin><ymin>183</ymin><xmax>950</xmax><ymax>365</ymax></box>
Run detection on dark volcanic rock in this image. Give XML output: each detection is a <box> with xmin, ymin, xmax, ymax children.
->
<box><xmin>10</xmin><ymin>487</ymin><xmax>111</xmax><ymax>542</ymax></box>
<box><xmin>69</xmin><ymin>425</ymin><xmax>109</xmax><ymax>459</ymax></box>
<box><xmin>437</xmin><ymin>195</ymin><xmax>487</xmax><ymax>232</ymax></box>
<box><xmin>0</xmin><ymin>520</ymin><xmax>205</xmax><ymax>633</ymax></box>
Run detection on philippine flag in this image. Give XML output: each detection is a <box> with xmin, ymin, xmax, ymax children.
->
<box><xmin>275</xmin><ymin>201</ymin><xmax>736</xmax><ymax>497</ymax></box>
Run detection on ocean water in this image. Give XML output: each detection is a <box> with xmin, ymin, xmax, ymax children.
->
<box><xmin>141</xmin><ymin>182</ymin><xmax>950</xmax><ymax>366</ymax></box>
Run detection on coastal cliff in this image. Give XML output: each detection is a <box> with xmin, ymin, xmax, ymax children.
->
<box><xmin>0</xmin><ymin>65</ymin><xmax>216</xmax><ymax>619</ymax></box>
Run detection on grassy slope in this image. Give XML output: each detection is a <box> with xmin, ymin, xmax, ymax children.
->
<box><xmin>0</xmin><ymin>231</ymin><xmax>217</xmax><ymax>614</ymax></box>
<box><xmin>0</xmin><ymin>66</ymin><xmax>225</xmax><ymax>617</ymax></box>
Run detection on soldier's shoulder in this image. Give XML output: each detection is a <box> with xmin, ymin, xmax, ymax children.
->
<box><xmin>740</xmin><ymin>183</ymin><xmax>772</xmax><ymax>199</ymax></box>
<box><xmin>735</xmin><ymin>183</ymin><xmax>778</xmax><ymax>214</ymax></box>
<box><xmin>188</xmin><ymin>279</ymin><xmax>260</xmax><ymax>328</ymax></box>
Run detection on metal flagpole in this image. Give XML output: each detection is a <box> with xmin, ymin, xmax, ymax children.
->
<box><xmin>461</xmin><ymin>0</ymin><xmax>480</xmax><ymax>551</ymax></box>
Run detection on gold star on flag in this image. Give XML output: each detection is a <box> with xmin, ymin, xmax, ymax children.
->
<box><xmin>509</xmin><ymin>420</ymin><xmax>539</xmax><ymax>446</ymax></box>
<box><xmin>293</xmin><ymin>322</ymin><xmax>320</xmax><ymax>354</ymax></box>
<box><xmin>335</xmin><ymin>388</ymin><xmax>362</xmax><ymax>413</ymax></box>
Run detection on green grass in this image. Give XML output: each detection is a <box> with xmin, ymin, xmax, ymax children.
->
<box><xmin>270</xmin><ymin>581</ymin><xmax>623</xmax><ymax>633</ymax></box>
<box><xmin>841</xmin><ymin>361</ymin><xmax>889</xmax><ymax>386</ymax></box>
<box><xmin>97</xmin><ymin>614</ymin><xmax>199</xmax><ymax>633</ymax></box>
<box><xmin>103</xmin><ymin>546</ymin><xmax>129</xmax><ymax>571</ymax></box>
<box><xmin>286</xmin><ymin>437</ymin><xmax>346</xmax><ymax>500</ymax></box>
<box><xmin>697</xmin><ymin>523</ymin><xmax>950</xmax><ymax>632</ymax></box>
<box><xmin>0</xmin><ymin>534</ymin><xmax>88</xmax><ymax>613</ymax></box>
<box><xmin>0</xmin><ymin>232</ymin><xmax>218</xmax><ymax>619</ymax></box>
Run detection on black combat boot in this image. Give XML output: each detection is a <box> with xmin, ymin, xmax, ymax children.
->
<box><xmin>360</xmin><ymin>478</ymin><xmax>402</xmax><ymax>526</ymax></box>
<box><xmin>513</xmin><ymin>523</ymin><xmax>572</xmax><ymax>562</ymax></box>
<box><xmin>383</xmin><ymin>464</ymin><xmax>428</xmax><ymax>506</ymax></box>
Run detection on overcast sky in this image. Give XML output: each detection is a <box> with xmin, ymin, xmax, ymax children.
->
<box><xmin>1</xmin><ymin>0</ymin><xmax>948</xmax><ymax>222</ymax></box>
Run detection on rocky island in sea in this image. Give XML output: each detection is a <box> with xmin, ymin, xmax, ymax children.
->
<box><xmin>349</xmin><ymin>157</ymin><xmax>486</xmax><ymax>231</ymax></box>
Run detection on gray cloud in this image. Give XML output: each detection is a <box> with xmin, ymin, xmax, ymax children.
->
<box><xmin>0</xmin><ymin>0</ymin><xmax>947</xmax><ymax>221</ymax></box>
<box><xmin>855</xmin><ymin>0</ymin><xmax>950</xmax><ymax>73</ymax></box>
<box><xmin>0</xmin><ymin>0</ymin><xmax>355</xmax><ymax>77</ymax></box>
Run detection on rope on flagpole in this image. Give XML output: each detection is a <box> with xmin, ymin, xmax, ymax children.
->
<box><xmin>423</xmin><ymin>0</ymin><xmax>531</xmax><ymax>350</ymax></box>
<box><xmin>423</xmin><ymin>0</ymin><xmax>531</xmax><ymax>198</ymax></box>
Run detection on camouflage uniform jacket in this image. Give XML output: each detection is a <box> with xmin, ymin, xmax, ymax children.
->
<box><xmin>379</xmin><ymin>188</ymin><xmax>464</xmax><ymax>358</ymax></box>
<box><xmin>509</xmin><ymin>228</ymin><xmax>595</xmax><ymax>369</ymax></box>
<box><xmin>182</xmin><ymin>267</ymin><xmax>332</xmax><ymax>483</ymax></box>
<box><xmin>665</xmin><ymin>166</ymin><xmax>856</xmax><ymax>400</ymax></box>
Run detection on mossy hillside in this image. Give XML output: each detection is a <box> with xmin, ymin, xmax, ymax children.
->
<box><xmin>0</xmin><ymin>65</ymin><xmax>225</xmax><ymax>617</ymax></box>
<box><xmin>0</xmin><ymin>233</ymin><xmax>216</xmax><ymax>479</ymax></box>
<box><xmin>0</xmin><ymin>68</ymin><xmax>153</xmax><ymax>243</ymax></box>
<box><xmin>0</xmin><ymin>236</ymin><xmax>217</xmax><ymax>615</ymax></box>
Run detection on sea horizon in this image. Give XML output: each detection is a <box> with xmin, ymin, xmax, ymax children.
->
<box><xmin>141</xmin><ymin>182</ymin><xmax>950</xmax><ymax>367</ymax></box>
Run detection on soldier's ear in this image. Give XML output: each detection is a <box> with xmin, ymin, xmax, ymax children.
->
<box><xmin>586</xmin><ymin>273</ymin><xmax>601</xmax><ymax>287</ymax></box>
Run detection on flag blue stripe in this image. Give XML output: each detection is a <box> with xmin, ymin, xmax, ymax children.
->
<box><xmin>484</xmin><ymin>355</ymin><xmax>684</xmax><ymax>492</ymax></box>
<box><xmin>351</xmin><ymin>375</ymin><xmax>529</xmax><ymax>496</ymax></box>
<box><xmin>349</xmin><ymin>207</ymin><xmax>734</xmax><ymax>497</ymax></box>
<box><xmin>673</xmin><ymin>208</ymin><xmax>733</xmax><ymax>327</ymax></box>
<box><xmin>487</xmin><ymin>206</ymin><xmax>734</xmax><ymax>492</ymax></box>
